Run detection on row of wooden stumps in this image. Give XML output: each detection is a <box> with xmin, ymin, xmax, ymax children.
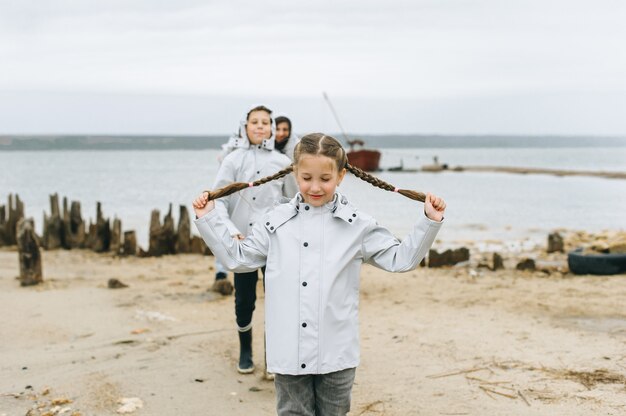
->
<box><xmin>0</xmin><ymin>193</ymin><xmax>211</xmax><ymax>287</ymax></box>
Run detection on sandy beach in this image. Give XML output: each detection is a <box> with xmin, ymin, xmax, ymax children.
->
<box><xmin>1</xmin><ymin>235</ymin><xmax>626</xmax><ymax>416</ymax></box>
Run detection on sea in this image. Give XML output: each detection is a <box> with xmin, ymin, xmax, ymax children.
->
<box><xmin>1</xmin><ymin>137</ymin><xmax>625</xmax><ymax>251</ymax></box>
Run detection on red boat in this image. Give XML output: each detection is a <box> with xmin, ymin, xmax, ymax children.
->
<box><xmin>346</xmin><ymin>140</ymin><xmax>381</xmax><ymax>172</ymax></box>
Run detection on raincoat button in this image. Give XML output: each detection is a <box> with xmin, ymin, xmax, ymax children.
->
<box><xmin>302</xmin><ymin>282</ymin><xmax>307</xmax><ymax>287</ymax></box>
<box><xmin>301</xmin><ymin>364</ymin><xmax>306</xmax><ymax>369</ymax></box>
<box><xmin>270</xmin><ymin>226</ymin><xmax>274</xmax><ymax>230</ymax></box>
<box><xmin>303</xmin><ymin>242</ymin><xmax>308</xmax><ymax>247</ymax></box>
<box><xmin>302</xmin><ymin>322</ymin><xmax>307</xmax><ymax>328</ymax></box>
<box><xmin>348</xmin><ymin>219</ymin><xmax>352</xmax><ymax>223</ymax></box>
<box><xmin>305</xmin><ymin>206</ymin><xmax>310</xmax><ymax>210</ymax></box>
<box><xmin>266</xmin><ymin>222</ymin><xmax>270</xmax><ymax>225</ymax></box>
<box><xmin>352</xmin><ymin>213</ymin><xmax>356</xmax><ymax>217</ymax></box>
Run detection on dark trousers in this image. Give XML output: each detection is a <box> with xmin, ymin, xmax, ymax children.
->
<box><xmin>234</xmin><ymin>267</ymin><xmax>265</xmax><ymax>328</ymax></box>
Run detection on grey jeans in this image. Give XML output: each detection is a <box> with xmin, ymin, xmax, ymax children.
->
<box><xmin>274</xmin><ymin>367</ymin><xmax>356</xmax><ymax>416</ymax></box>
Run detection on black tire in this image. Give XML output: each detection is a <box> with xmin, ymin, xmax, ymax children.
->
<box><xmin>567</xmin><ymin>248</ymin><xmax>626</xmax><ymax>275</ymax></box>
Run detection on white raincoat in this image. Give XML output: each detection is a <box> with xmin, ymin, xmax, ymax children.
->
<box><xmin>212</xmin><ymin>108</ymin><xmax>297</xmax><ymax>237</ymax></box>
<box><xmin>195</xmin><ymin>192</ymin><xmax>443</xmax><ymax>375</ymax></box>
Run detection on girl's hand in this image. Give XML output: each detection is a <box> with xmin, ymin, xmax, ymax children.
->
<box><xmin>192</xmin><ymin>192</ymin><xmax>215</xmax><ymax>218</ymax></box>
<box><xmin>424</xmin><ymin>193</ymin><xmax>446</xmax><ymax>222</ymax></box>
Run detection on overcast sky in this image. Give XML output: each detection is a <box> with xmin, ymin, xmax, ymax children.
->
<box><xmin>1</xmin><ymin>0</ymin><xmax>625</xmax><ymax>135</ymax></box>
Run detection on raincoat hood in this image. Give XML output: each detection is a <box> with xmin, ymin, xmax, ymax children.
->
<box><xmin>229</xmin><ymin>104</ymin><xmax>277</xmax><ymax>151</ymax></box>
<box><xmin>273</xmin><ymin>112</ymin><xmax>300</xmax><ymax>161</ymax></box>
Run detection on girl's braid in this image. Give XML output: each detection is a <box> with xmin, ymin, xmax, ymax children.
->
<box><xmin>346</xmin><ymin>164</ymin><xmax>426</xmax><ymax>203</ymax></box>
<box><xmin>204</xmin><ymin>165</ymin><xmax>294</xmax><ymax>201</ymax></box>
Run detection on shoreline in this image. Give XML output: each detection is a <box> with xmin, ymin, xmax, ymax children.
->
<box><xmin>455</xmin><ymin>165</ymin><xmax>626</xmax><ymax>180</ymax></box>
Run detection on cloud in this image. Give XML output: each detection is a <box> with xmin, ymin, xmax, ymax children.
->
<box><xmin>0</xmin><ymin>1</ymin><xmax>625</xmax><ymax>134</ymax></box>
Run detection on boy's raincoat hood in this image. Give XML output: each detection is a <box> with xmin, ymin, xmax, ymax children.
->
<box><xmin>228</xmin><ymin>104</ymin><xmax>276</xmax><ymax>151</ymax></box>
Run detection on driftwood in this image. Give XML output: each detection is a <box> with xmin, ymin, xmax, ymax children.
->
<box><xmin>123</xmin><ymin>231</ymin><xmax>137</xmax><ymax>256</ymax></box>
<box><xmin>43</xmin><ymin>193</ymin><xmax>64</xmax><ymax>250</ymax></box>
<box><xmin>17</xmin><ymin>218</ymin><xmax>43</xmax><ymax>286</ymax></box>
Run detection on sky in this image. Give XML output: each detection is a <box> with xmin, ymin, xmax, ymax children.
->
<box><xmin>1</xmin><ymin>0</ymin><xmax>625</xmax><ymax>135</ymax></box>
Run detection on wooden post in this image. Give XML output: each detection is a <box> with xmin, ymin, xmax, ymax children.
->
<box><xmin>92</xmin><ymin>202</ymin><xmax>110</xmax><ymax>253</ymax></box>
<box><xmin>0</xmin><ymin>204</ymin><xmax>6</xmax><ymax>246</ymax></box>
<box><xmin>17</xmin><ymin>218</ymin><xmax>43</xmax><ymax>286</ymax></box>
<box><xmin>148</xmin><ymin>209</ymin><xmax>162</xmax><ymax>256</ymax></box>
<box><xmin>43</xmin><ymin>193</ymin><xmax>64</xmax><ymax>250</ymax></box>
<box><xmin>123</xmin><ymin>230</ymin><xmax>137</xmax><ymax>256</ymax></box>
<box><xmin>190</xmin><ymin>235</ymin><xmax>212</xmax><ymax>255</ymax></box>
<box><xmin>110</xmin><ymin>217</ymin><xmax>122</xmax><ymax>255</ymax></box>
<box><xmin>64</xmin><ymin>200</ymin><xmax>85</xmax><ymax>249</ymax></box>
<box><xmin>6</xmin><ymin>194</ymin><xmax>25</xmax><ymax>245</ymax></box>
<box><xmin>148</xmin><ymin>205</ymin><xmax>177</xmax><ymax>257</ymax></box>
<box><xmin>163</xmin><ymin>204</ymin><xmax>176</xmax><ymax>254</ymax></box>
<box><xmin>176</xmin><ymin>205</ymin><xmax>191</xmax><ymax>254</ymax></box>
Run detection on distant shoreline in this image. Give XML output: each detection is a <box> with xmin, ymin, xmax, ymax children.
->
<box><xmin>1</xmin><ymin>134</ymin><xmax>626</xmax><ymax>151</ymax></box>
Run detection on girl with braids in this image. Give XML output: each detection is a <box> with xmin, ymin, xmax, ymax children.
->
<box><xmin>212</xmin><ymin>104</ymin><xmax>298</xmax><ymax>375</ymax></box>
<box><xmin>193</xmin><ymin>133</ymin><xmax>445</xmax><ymax>415</ymax></box>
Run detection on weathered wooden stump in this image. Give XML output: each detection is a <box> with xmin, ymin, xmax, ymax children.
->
<box><xmin>110</xmin><ymin>217</ymin><xmax>122</xmax><ymax>255</ymax></box>
<box><xmin>64</xmin><ymin>200</ymin><xmax>85</xmax><ymax>249</ymax></box>
<box><xmin>0</xmin><ymin>204</ymin><xmax>6</xmax><ymax>246</ymax></box>
<box><xmin>17</xmin><ymin>218</ymin><xmax>43</xmax><ymax>286</ymax></box>
<box><xmin>148</xmin><ymin>205</ymin><xmax>177</xmax><ymax>257</ymax></box>
<box><xmin>88</xmin><ymin>202</ymin><xmax>111</xmax><ymax>253</ymax></box>
<box><xmin>4</xmin><ymin>194</ymin><xmax>24</xmax><ymax>246</ymax></box>
<box><xmin>428</xmin><ymin>247</ymin><xmax>470</xmax><ymax>267</ymax></box>
<box><xmin>163</xmin><ymin>204</ymin><xmax>176</xmax><ymax>254</ymax></box>
<box><xmin>123</xmin><ymin>231</ymin><xmax>137</xmax><ymax>256</ymax></box>
<box><xmin>516</xmin><ymin>258</ymin><xmax>536</xmax><ymax>271</ymax></box>
<box><xmin>176</xmin><ymin>205</ymin><xmax>191</xmax><ymax>254</ymax></box>
<box><xmin>149</xmin><ymin>210</ymin><xmax>164</xmax><ymax>256</ymax></box>
<box><xmin>43</xmin><ymin>193</ymin><xmax>64</xmax><ymax>250</ymax></box>
<box><xmin>190</xmin><ymin>235</ymin><xmax>212</xmax><ymax>255</ymax></box>
<box><xmin>492</xmin><ymin>252</ymin><xmax>505</xmax><ymax>270</ymax></box>
<box><xmin>547</xmin><ymin>232</ymin><xmax>564</xmax><ymax>253</ymax></box>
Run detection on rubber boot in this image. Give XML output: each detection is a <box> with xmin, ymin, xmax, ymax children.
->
<box><xmin>237</xmin><ymin>328</ymin><xmax>254</xmax><ymax>374</ymax></box>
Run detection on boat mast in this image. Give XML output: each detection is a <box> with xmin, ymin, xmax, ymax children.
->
<box><xmin>322</xmin><ymin>92</ymin><xmax>350</xmax><ymax>143</ymax></box>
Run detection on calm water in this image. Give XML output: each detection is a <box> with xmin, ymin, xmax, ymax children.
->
<box><xmin>1</xmin><ymin>147</ymin><xmax>625</xmax><ymax>249</ymax></box>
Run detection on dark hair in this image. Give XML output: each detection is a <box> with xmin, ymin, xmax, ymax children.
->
<box><xmin>274</xmin><ymin>116</ymin><xmax>292</xmax><ymax>152</ymax></box>
<box><xmin>246</xmin><ymin>105</ymin><xmax>272</xmax><ymax>121</ymax></box>
<box><xmin>275</xmin><ymin>116</ymin><xmax>292</xmax><ymax>132</ymax></box>
<box><xmin>204</xmin><ymin>133</ymin><xmax>426</xmax><ymax>203</ymax></box>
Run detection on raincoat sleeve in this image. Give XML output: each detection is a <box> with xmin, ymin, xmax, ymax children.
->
<box><xmin>211</xmin><ymin>156</ymin><xmax>242</xmax><ymax>236</ymax></box>
<box><xmin>362</xmin><ymin>214</ymin><xmax>443</xmax><ymax>272</ymax></box>
<box><xmin>194</xmin><ymin>209</ymin><xmax>269</xmax><ymax>273</ymax></box>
